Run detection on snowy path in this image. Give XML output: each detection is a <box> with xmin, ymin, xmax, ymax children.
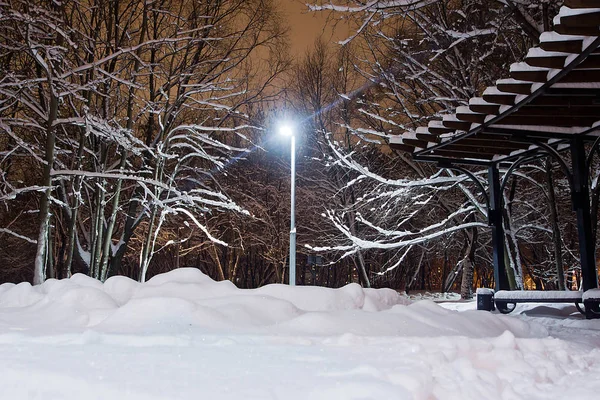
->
<box><xmin>1</xmin><ymin>269</ymin><xmax>599</xmax><ymax>400</ymax></box>
<box><xmin>2</xmin><ymin>332</ymin><xmax>599</xmax><ymax>400</ymax></box>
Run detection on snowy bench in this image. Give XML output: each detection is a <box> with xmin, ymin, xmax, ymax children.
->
<box><xmin>582</xmin><ymin>289</ymin><xmax>600</xmax><ymax>318</ymax></box>
<box><xmin>493</xmin><ymin>290</ymin><xmax>584</xmax><ymax>314</ymax></box>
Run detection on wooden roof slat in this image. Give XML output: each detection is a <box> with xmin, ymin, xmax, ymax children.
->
<box><xmin>529</xmin><ymin>93</ymin><xmax>600</xmax><ymax>106</ymax></box>
<box><xmin>576</xmin><ymin>54</ymin><xmax>600</xmax><ymax>68</ymax></box>
<box><xmin>545</xmin><ymin>86</ymin><xmax>600</xmax><ymax>95</ymax></box>
<box><xmin>428</xmin><ymin>127</ymin><xmax>455</xmax><ymax>135</ymax></box>
<box><xmin>433</xmin><ymin>145</ymin><xmax>500</xmax><ymax>156</ymax></box>
<box><xmin>456</xmin><ymin>111</ymin><xmax>486</xmax><ymax>124</ymax></box>
<box><xmin>427</xmin><ymin>120</ymin><xmax>455</xmax><ymax>135</ymax></box>
<box><xmin>554</xmin><ymin>24</ymin><xmax>600</xmax><ymax>36</ymax></box>
<box><xmin>389</xmin><ymin>142</ymin><xmax>416</xmax><ymax>153</ymax></box>
<box><xmin>468</xmin><ymin>98</ymin><xmax>501</xmax><ymax>115</ymax></box>
<box><xmin>428</xmin><ymin>148</ymin><xmax>494</xmax><ymax>160</ymax></box>
<box><xmin>510</xmin><ymin>69</ymin><xmax>549</xmax><ymax>82</ymax></box>
<box><xmin>442</xmin><ymin>119</ymin><xmax>471</xmax><ymax>131</ymax></box>
<box><xmin>490</xmin><ymin>115</ymin><xmax>599</xmax><ymax>127</ymax></box>
<box><xmin>453</xmin><ymin>138</ymin><xmax>531</xmax><ymax>151</ymax></box>
<box><xmin>404</xmin><ymin>138</ymin><xmax>431</xmax><ymax>148</ymax></box>
<box><xmin>561</xmin><ymin>69</ymin><xmax>600</xmax><ymax>82</ymax></box>
<box><xmin>564</xmin><ymin>0</ymin><xmax>600</xmax><ymax>8</ymax></box>
<box><xmin>481</xmin><ymin>126</ymin><xmax>600</xmax><ymax>141</ymax></box>
<box><xmin>394</xmin><ymin>6</ymin><xmax>600</xmax><ymax>163</ymax></box>
<box><xmin>526</xmin><ymin>56</ymin><xmax>567</xmax><ymax>69</ymax></box>
<box><xmin>560</xmin><ymin>12</ymin><xmax>600</xmax><ymax>28</ymax></box>
<box><xmin>482</xmin><ymin>93</ymin><xmax>516</xmax><ymax>105</ymax></box>
<box><xmin>416</xmin><ymin>133</ymin><xmax>440</xmax><ymax>143</ymax></box>
<box><xmin>469</xmin><ymin>105</ymin><xmax>501</xmax><ymax>114</ymax></box>
<box><xmin>515</xmin><ymin>105</ymin><xmax>600</xmax><ymax>117</ymax></box>
<box><xmin>525</xmin><ymin>48</ymin><xmax>569</xmax><ymax>69</ymax></box>
<box><xmin>540</xmin><ymin>39</ymin><xmax>583</xmax><ymax>54</ymax></box>
<box><xmin>439</xmin><ymin>145</ymin><xmax>516</xmax><ymax>156</ymax></box>
<box><xmin>496</xmin><ymin>80</ymin><xmax>532</xmax><ymax>95</ymax></box>
<box><xmin>464</xmin><ymin>133</ymin><xmax>514</xmax><ymax>142</ymax></box>
<box><xmin>442</xmin><ymin>122</ymin><xmax>471</xmax><ymax>131</ymax></box>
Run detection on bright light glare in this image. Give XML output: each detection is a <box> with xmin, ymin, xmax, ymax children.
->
<box><xmin>278</xmin><ymin>123</ymin><xmax>294</xmax><ymax>137</ymax></box>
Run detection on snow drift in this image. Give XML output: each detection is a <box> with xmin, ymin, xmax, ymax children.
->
<box><xmin>2</xmin><ymin>269</ymin><xmax>600</xmax><ymax>400</ymax></box>
<box><xmin>0</xmin><ymin>268</ymin><xmax>544</xmax><ymax>338</ymax></box>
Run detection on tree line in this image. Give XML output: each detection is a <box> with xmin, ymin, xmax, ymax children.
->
<box><xmin>1</xmin><ymin>0</ymin><xmax>597</xmax><ymax>298</ymax></box>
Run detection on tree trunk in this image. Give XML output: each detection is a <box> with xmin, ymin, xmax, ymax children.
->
<box><xmin>503</xmin><ymin>180</ymin><xmax>523</xmax><ymax>290</ymax></box>
<box><xmin>346</xmin><ymin>210</ymin><xmax>370</xmax><ymax>287</ymax></box>
<box><xmin>64</xmin><ymin>132</ymin><xmax>87</xmax><ymax>278</ymax></box>
<box><xmin>45</xmin><ymin>214</ymin><xmax>55</xmax><ymax>280</ymax></box>
<box><xmin>100</xmin><ymin>151</ymin><xmax>127</xmax><ymax>281</ymax></box>
<box><xmin>546</xmin><ymin>158</ymin><xmax>565</xmax><ymax>290</ymax></box>
<box><xmin>33</xmin><ymin>94</ymin><xmax>58</xmax><ymax>285</ymax></box>
<box><xmin>90</xmin><ymin>185</ymin><xmax>106</xmax><ymax>280</ymax></box>
<box><xmin>139</xmin><ymin>207</ymin><xmax>157</xmax><ymax>282</ymax></box>
<box><xmin>458</xmin><ymin>258</ymin><xmax>473</xmax><ymax>299</ymax></box>
<box><xmin>440</xmin><ymin>249</ymin><xmax>448</xmax><ymax>292</ymax></box>
<box><xmin>590</xmin><ymin>146</ymin><xmax>600</xmax><ymax>245</ymax></box>
<box><xmin>211</xmin><ymin>243</ymin><xmax>225</xmax><ymax>281</ymax></box>
<box><xmin>460</xmin><ymin>224</ymin><xmax>478</xmax><ymax>299</ymax></box>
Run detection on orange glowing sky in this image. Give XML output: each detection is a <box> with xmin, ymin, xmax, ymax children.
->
<box><xmin>278</xmin><ymin>0</ymin><xmax>351</xmax><ymax>57</ymax></box>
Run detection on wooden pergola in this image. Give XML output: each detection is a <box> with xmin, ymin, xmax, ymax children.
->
<box><xmin>389</xmin><ymin>1</ymin><xmax>600</xmax><ymax>316</ymax></box>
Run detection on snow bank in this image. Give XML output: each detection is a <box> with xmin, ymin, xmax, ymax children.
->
<box><xmin>0</xmin><ymin>268</ymin><xmax>544</xmax><ymax>339</ymax></box>
<box><xmin>1</xmin><ymin>269</ymin><xmax>600</xmax><ymax>400</ymax></box>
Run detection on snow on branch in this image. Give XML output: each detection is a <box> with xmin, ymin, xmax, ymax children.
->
<box><xmin>0</xmin><ymin>228</ymin><xmax>37</xmax><ymax>244</ymax></box>
<box><xmin>309</xmin><ymin>205</ymin><xmax>483</xmax><ymax>255</ymax></box>
<box><xmin>327</xmin><ymin>135</ymin><xmax>469</xmax><ymax>188</ymax></box>
<box><xmin>308</xmin><ymin>1</ymin><xmax>437</xmax><ymax>14</ymax></box>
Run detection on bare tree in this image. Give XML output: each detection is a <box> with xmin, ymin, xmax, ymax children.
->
<box><xmin>0</xmin><ymin>0</ymin><xmax>287</xmax><ymax>283</ymax></box>
<box><xmin>303</xmin><ymin>0</ymin><xmax>565</xmax><ymax>293</ymax></box>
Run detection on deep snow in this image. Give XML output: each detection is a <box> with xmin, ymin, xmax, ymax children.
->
<box><xmin>0</xmin><ymin>268</ymin><xmax>599</xmax><ymax>400</ymax></box>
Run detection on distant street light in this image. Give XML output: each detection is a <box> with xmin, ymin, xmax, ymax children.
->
<box><xmin>278</xmin><ymin>122</ymin><xmax>296</xmax><ymax>286</ymax></box>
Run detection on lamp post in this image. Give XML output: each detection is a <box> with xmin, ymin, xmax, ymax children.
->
<box><xmin>278</xmin><ymin>123</ymin><xmax>296</xmax><ymax>286</ymax></box>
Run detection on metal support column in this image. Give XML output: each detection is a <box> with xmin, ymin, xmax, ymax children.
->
<box><xmin>570</xmin><ymin>138</ymin><xmax>597</xmax><ymax>292</ymax></box>
<box><xmin>488</xmin><ymin>164</ymin><xmax>510</xmax><ymax>291</ymax></box>
<box><xmin>289</xmin><ymin>135</ymin><xmax>296</xmax><ymax>286</ymax></box>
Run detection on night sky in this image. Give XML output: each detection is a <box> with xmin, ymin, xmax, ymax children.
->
<box><xmin>278</xmin><ymin>0</ymin><xmax>350</xmax><ymax>56</ymax></box>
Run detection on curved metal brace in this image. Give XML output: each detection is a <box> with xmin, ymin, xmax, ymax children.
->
<box><xmin>533</xmin><ymin>141</ymin><xmax>574</xmax><ymax>190</ymax></box>
<box><xmin>442</xmin><ymin>165</ymin><xmax>490</xmax><ymax>211</ymax></box>
<box><xmin>495</xmin><ymin>300</ymin><xmax>516</xmax><ymax>314</ymax></box>
<box><xmin>586</xmin><ymin>136</ymin><xmax>600</xmax><ymax>169</ymax></box>
<box><xmin>500</xmin><ymin>154</ymin><xmax>545</xmax><ymax>194</ymax></box>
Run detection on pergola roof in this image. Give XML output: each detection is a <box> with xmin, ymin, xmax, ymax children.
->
<box><xmin>390</xmin><ymin>0</ymin><xmax>600</xmax><ymax>166</ymax></box>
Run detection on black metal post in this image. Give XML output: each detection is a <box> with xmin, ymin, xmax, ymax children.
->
<box><xmin>488</xmin><ymin>164</ymin><xmax>510</xmax><ymax>291</ymax></box>
<box><xmin>570</xmin><ymin>138</ymin><xmax>598</xmax><ymax>292</ymax></box>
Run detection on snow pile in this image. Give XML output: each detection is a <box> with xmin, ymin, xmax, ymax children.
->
<box><xmin>0</xmin><ymin>268</ymin><xmax>543</xmax><ymax>339</ymax></box>
<box><xmin>407</xmin><ymin>290</ymin><xmax>461</xmax><ymax>302</ymax></box>
<box><xmin>2</xmin><ymin>268</ymin><xmax>600</xmax><ymax>400</ymax></box>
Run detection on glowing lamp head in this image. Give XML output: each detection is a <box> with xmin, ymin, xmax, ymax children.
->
<box><xmin>278</xmin><ymin>123</ymin><xmax>294</xmax><ymax>137</ymax></box>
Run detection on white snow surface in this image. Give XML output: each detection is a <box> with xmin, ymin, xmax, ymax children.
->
<box><xmin>495</xmin><ymin>290</ymin><xmax>583</xmax><ymax>301</ymax></box>
<box><xmin>1</xmin><ymin>268</ymin><xmax>600</xmax><ymax>400</ymax></box>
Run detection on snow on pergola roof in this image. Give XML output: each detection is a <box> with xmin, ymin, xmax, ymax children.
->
<box><xmin>389</xmin><ymin>0</ymin><xmax>600</xmax><ymax>165</ymax></box>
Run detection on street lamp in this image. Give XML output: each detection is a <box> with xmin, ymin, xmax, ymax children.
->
<box><xmin>278</xmin><ymin>122</ymin><xmax>296</xmax><ymax>286</ymax></box>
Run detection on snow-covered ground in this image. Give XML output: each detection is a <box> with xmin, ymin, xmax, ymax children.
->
<box><xmin>0</xmin><ymin>269</ymin><xmax>599</xmax><ymax>400</ymax></box>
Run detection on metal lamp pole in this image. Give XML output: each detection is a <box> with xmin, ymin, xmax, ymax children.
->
<box><xmin>279</xmin><ymin>123</ymin><xmax>296</xmax><ymax>286</ymax></box>
<box><xmin>289</xmin><ymin>134</ymin><xmax>296</xmax><ymax>286</ymax></box>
